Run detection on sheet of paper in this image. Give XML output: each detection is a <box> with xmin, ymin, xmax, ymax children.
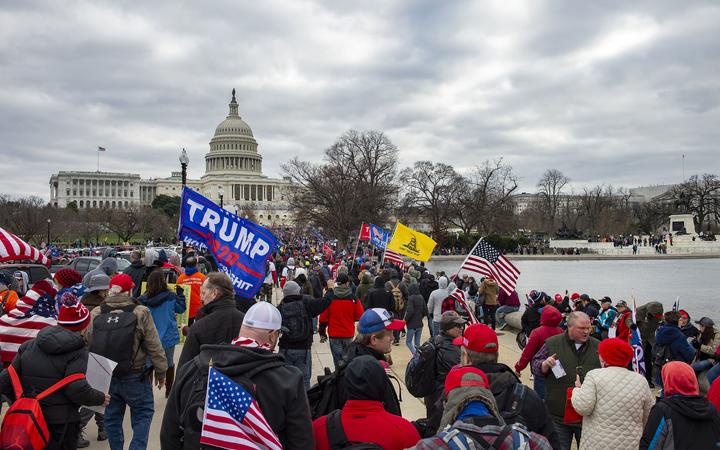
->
<box><xmin>82</xmin><ymin>352</ymin><xmax>117</xmax><ymax>414</ymax></box>
<box><xmin>551</xmin><ymin>359</ymin><xmax>567</xmax><ymax>379</ymax></box>
<box><xmin>608</xmin><ymin>326</ymin><xmax>617</xmax><ymax>339</ymax></box>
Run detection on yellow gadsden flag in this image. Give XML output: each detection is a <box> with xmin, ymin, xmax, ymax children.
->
<box><xmin>387</xmin><ymin>222</ymin><xmax>437</xmax><ymax>262</ymax></box>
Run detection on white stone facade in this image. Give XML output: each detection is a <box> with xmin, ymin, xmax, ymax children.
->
<box><xmin>50</xmin><ymin>91</ymin><xmax>294</xmax><ymax>226</ymax></box>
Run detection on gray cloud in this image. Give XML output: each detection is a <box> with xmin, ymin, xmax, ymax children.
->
<box><xmin>0</xmin><ymin>0</ymin><xmax>719</xmax><ymax>199</ymax></box>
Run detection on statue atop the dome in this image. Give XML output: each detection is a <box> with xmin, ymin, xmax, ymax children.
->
<box><xmin>231</xmin><ymin>88</ymin><xmax>236</xmax><ymax>102</ymax></box>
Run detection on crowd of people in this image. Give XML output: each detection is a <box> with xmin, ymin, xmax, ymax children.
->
<box><xmin>0</xmin><ymin>248</ymin><xmax>718</xmax><ymax>449</ymax></box>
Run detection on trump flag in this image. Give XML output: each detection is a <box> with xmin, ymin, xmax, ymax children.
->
<box><xmin>178</xmin><ymin>188</ymin><xmax>278</xmax><ymax>298</ymax></box>
<box><xmin>368</xmin><ymin>223</ymin><xmax>390</xmax><ymax>249</ymax></box>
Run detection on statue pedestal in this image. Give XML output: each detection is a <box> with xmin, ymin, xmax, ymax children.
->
<box><xmin>669</xmin><ymin>214</ymin><xmax>696</xmax><ymax>236</ymax></box>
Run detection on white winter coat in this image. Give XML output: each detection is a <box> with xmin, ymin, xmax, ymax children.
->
<box><xmin>571</xmin><ymin>366</ymin><xmax>655</xmax><ymax>450</ymax></box>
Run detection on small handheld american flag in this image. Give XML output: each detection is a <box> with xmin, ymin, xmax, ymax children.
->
<box><xmin>383</xmin><ymin>248</ymin><xmax>405</xmax><ymax>269</ymax></box>
<box><xmin>458</xmin><ymin>239</ymin><xmax>520</xmax><ymax>296</ymax></box>
<box><xmin>200</xmin><ymin>367</ymin><xmax>282</xmax><ymax>450</ymax></box>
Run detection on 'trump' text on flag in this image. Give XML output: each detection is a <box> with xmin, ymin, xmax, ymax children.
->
<box><xmin>178</xmin><ymin>188</ymin><xmax>278</xmax><ymax>298</ymax></box>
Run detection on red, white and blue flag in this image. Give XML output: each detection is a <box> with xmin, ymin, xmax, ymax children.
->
<box><xmin>383</xmin><ymin>248</ymin><xmax>405</xmax><ymax>269</ymax></box>
<box><xmin>449</xmin><ymin>288</ymin><xmax>479</xmax><ymax>324</ymax></box>
<box><xmin>200</xmin><ymin>367</ymin><xmax>282</xmax><ymax>450</ymax></box>
<box><xmin>458</xmin><ymin>239</ymin><xmax>520</xmax><ymax>295</ymax></box>
<box><xmin>631</xmin><ymin>299</ymin><xmax>645</xmax><ymax>376</ymax></box>
<box><xmin>0</xmin><ymin>227</ymin><xmax>51</xmax><ymax>267</ymax></box>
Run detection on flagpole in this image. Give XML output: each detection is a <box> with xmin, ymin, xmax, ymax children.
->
<box><xmin>97</xmin><ymin>148</ymin><xmax>100</xmax><ymax>172</ymax></box>
<box><xmin>455</xmin><ymin>237</ymin><xmax>483</xmax><ymax>278</ymax></box>
<box><xmin>381</xmin><ymin>222</ymin><xmax>399</xmax><ymax>267</ymax></box>
<box><xmin>349</xmin><ymin>226</ymin><xmax>362</xmax><ymax>272</ymax></box>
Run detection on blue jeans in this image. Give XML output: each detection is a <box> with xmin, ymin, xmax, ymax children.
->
<box><xmin>105</xmin><ymin>374</ymin><xmax>154</xmax><ymax>450</ymax></box>
<box><xmin>707</xmin><ymin>363</ymin><xmax>720</xmax><ymax>385</ymax></box>
<box><xmin>553</xmin><ymin>420</ymin><xmax>581</xmax><ymax>450</ymax></box>
<box><xmin>406</xmin><ymin>327</ymin><xmax>422</xmax><ymax>354</ymax></box>
<box><xmin>280</xmin><ymin>348</ymin><xmax>311</xmax><ymax>390</ymax></box>
<box><xmin>495</xmin><ymin>305</ymin><xmax>519</xmax><ymax>328</ymax></box>
<box><xmin>533</xmin><ymin>375</ymin><xmax>546</xmax><ymax>400</ymax></box>
<box><xmin>329</xmin><ymin>337</ymin><xmax>352</xmax><ymax>370</ymax></box>
<box><xmin>432</xmin><ymin>321</ymin><xmax>441</xmax><ymax>338</ymax></box>
<box><xmin>692</xmin><ymin>359</ymin><xmax>714</xmax><ymax>374</ymax></box>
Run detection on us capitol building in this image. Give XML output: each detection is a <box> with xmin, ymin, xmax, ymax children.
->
<box><xmin>49</xmin><ymin>90</ymin><xmax>294</xmax><ymax>226</ymax></box>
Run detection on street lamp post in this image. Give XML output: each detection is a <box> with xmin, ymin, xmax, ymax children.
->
<box><xmin>179</xmin><ymin>149</ymin><xmax>190</xmax><ymax>257</ymax></box>
<box><xmin>218</xmin><ymin>185</ymin><xmax>224</xmax><ymax>208</ymax></box>
<box><xmin>47</xmin><ymin>218</ymin><xmax>51</xmax><ymax>246</ymax></box>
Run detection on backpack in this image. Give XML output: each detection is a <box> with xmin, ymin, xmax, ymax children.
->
<box><xmin>325</xmin><ymin>409</ymin><xmax>384</xmax><ymax>449</ymax></box>
<box><xmin>652</xmin><ymin>343</ymin><xmax>674</xmax><ymax>369</ymax></box>
<box><xmin>499</xmin><ymin>383</ymin><xmax>528</xmax><ymax>426</ymax></box>
<box><xmin>515</xmin><ymin>331</ymin><xmax>527</xmax><ymax>350</ymax></box>
<box><xmin>390</xmin><ymin>282</ymin><xmax>405</xmax><ymax>311</ymax></box>
<box><xmin>405</xmin><ymin>338</ymin><xmax>438</xmax><ymax>398</ymax></box>
<box><xmin>430</xmin><ymin>422</ymin><xmax>544</xmax><ymax>450</ymax></box>
<box><xmin>308</xmin><ymin>367</ymin><xmax>344</xmax><ymax>419</ymax></box>
<box><xmin>278</xmin><ymin>300</ymin><xmax>311</xmax><ymax>344</ymax></box>
<box><xmin>0</xmin><ymin>365</ymin><xmax>85</xmax><ymax>450</ymax></box>
<box><xmin>285</xmin><ymin>267</ymin><xmax>296</xmax><ymax>282</ymax></box>
<box><xmin>88</xmin><ymin>303</ymin><xmax>138</xmax><ymax>377</ymax></box>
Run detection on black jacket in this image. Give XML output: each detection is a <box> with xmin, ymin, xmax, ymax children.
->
<box><xmin>340</xmin><ymin>341</ymin><xmax>401</xmax><ymax>416</ymax></box>
<box><xmin>365</xmin><ymin>277</ymin><xmax>394</xmax><ymax>313</ymax></box>
<box><xmin>161</xmin><ymin>344</ymin><xmax>313</xmax><ymax>450</ymax></box>
<box><xmin>123</xmin><ymin>260</ymin><xmax>146</xmax><ymax>298</ymax></box>
<box><xmin>405</xmin><ymin>284</ymin><xmax>428</xmax><ymax>329</ymax></box>
<box><xmin>427</xmin><ymin>362</ymin><xmax>559</xmax><ymax>449</ymax></box>
<box><xmin>419</xmin><ymin>277</ymin><xmax>438</xmax><ymax>304</ymax></box>
<box><xmin>278</xmin><ymin>294</ymin><xmax>330</xmax><ymax>350</ymax></box>
<box><xmin>0</xmin><ymin>326</ymin><xmax>105</xmax><ymax>424</ymax></box>
<box><xmin>177</xmin><ymin>296</ymin><xmax>245</xmax><ymax>370</ymax></box>
<box><xmin>424</xmin><ymin>332</ymin><xmax>462</xmax><ymax>417</ymax></box>
<box><xmin>521</xmin><ymin>303</ymin><xmax>543</xmax><ymax>335</ymax></box>
<box><xmin>640</xmin><ymin>395</ymin><xmax>720</xmax><ymax>450</ymax></box>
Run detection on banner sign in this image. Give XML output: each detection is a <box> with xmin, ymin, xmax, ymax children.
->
<box><xmin>369</xmin><ymin>223</ymin><xmax>390</xmax><ymax>249</ymax></box>
<box><xmin>178</xmin><ymin>188</ymin><xmax>278</xmax><ymax>297</ymax></box>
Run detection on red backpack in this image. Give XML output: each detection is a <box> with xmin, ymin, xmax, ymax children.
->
<box><xmin>1</xmin><ymin>365</ymin><xmax>85</xmax><ymax>450</ymax></box>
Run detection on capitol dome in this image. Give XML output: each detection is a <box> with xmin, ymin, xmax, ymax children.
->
<box><xmin>205</xmin><ymin>89</ymin><xmax>263</xmax><ymax>175</ymax></box>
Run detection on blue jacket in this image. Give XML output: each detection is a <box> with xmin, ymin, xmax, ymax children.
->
<box><xmin>655</xmin><ymin>324</ymin><xmax>695</xmax><ymax>363</ymax></box>
<box><xmin>139</xmin><ymin>290</ymin><xmax>186</xmax><ymax>349</ymax></box>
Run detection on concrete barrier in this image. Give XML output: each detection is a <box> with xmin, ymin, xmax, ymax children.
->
<box><xmin>505</xmin><ymin>311</ymin><xmax>522</xmax><ymax>330</ymax></box>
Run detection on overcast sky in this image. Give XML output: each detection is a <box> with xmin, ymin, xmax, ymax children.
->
<box><xmin>1</xmin><ymin>0</ymin><xmax>719</xmax><ymax>200</ymax></box>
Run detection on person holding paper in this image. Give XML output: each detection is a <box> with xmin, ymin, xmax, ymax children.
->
<box><xmin>532</xmin><ymin>311</ymin><xmax>601</xmax><ymax>450</ymax></box>
<box><xmin>0</xmin><ymin>291</ymin><xmax>110</xmax><ymax>450</ymax></box>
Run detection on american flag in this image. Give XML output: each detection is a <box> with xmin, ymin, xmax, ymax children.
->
<box><xmin>449</xmin><ymin>288</ymin><xmax>478</xmax><ymax>324</ymax></box>
<box><xmin>200</xmin><ymin>367</ymin><xmax>282</xmax><ymax>450</ymax></box>
<box><xmin>459</xmin><ymin>240</ymin><xmax>519</xmax><ymax>296</ymax></box>
<box><xmin>0</xmin><ymin>227</ymin><xmax>51</xmax><ymax>267</ymax></box>
<box><xmin>383</xmin><ymin>248</ymin><xmax>405</xmax><ymax>269</ymax></box>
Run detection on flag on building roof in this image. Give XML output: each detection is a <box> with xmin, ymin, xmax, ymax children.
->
<box><xmin>200</xmin><ymin>367</ymin><xmax>282</xmax><ymax>450</ymax></box>
<box><xmin>98</xmin><ymin>146</ymin><xmax>106</xmax><ymax>151</ymax></box>
<box><xmin>0</xmin><ymin>227</ymin><xmax>51</xmax><ymax>267</ymax></box>
<box><xmin>383</xmin><ymin>248</ymin><xmax>405</xmax><ymax>269</ymax></box>
<box><xmin>459</xmin><ymin>239</ymin><xmax>519</xmax><ymax>296</ymax></box>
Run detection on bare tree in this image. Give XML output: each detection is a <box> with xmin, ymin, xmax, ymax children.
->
<box><xmin>670</xmin><ymin>173</ymin><xmax>720</xmax><ymax>231</ymax></box>
<box><xmin>106</xmin><ymin>207</ymin><xmax>142</xmax><ymax>243</ymax></box>
<box><xmin>399</xmin><ymin>161</ymin><xmax>463</xmax><ymax>239</ymax></box>
<box><xmin>0</xmin><ymin>195</ymin><xmax>49</xmax><ymax>243</ymax></box>
<box><xmin>537</xmin><ymin>169</ymin><xmax>569</xmax><ymax>230</ymax></box>
<box><xmin>282</xmin><ymin>130</ymin><xmax>399</xmax><ymax>246</ymax></box>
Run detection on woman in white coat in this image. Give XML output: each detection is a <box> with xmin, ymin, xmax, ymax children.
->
<box><xmin>571</xmin><ymin>338</ymin><xmax>655</xmax><ymax>450</ymax></box>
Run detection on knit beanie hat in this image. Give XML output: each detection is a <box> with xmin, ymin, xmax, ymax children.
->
<box><xmin>598</xmin><ymin>338</ymin><xmax>634</xmax><ymax>367</ymax></box>
<box><xmin>282</xmin><ymin>281</ymin><xmax>301</xmax><ymax>296</ymax></box>
<box><xmin>109</xmin><ymin>274</ymin><xmax>135</xmax><ymax>293</ymax></box>
<box><xmin>54</xmin><ymin>269</ymin><xmax>82</xmax><ymax>288</ymax></box>
<box><xmin>662</xmin><ymin>361</ymin><xmax>699</xmax><ymax>396</ymax></box>
<box><xmin>57</xmin><ymin>292</ymin><xmax>91</xmax><ymax>331</ymax></box>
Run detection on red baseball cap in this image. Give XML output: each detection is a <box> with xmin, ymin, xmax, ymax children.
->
<box><xmin>109</xmin><ymin>274</ymin><xmax>135</xmax><ymax>293</ymax></box>
<box><xmin>570</xmin><ymin>292</ymin><xmax>580</xmax><ymax>300</ymax></box>
<box><xmin>554</xmin><ymin>293</ymin><xmax>563</xmax><ymax>302</ymax></box>
<box><xmin>444</xmin><ymin>366</ymin><xmax>489</xmax><ymax>395</ymax></box>
<box><xmin>453</xmin><ymin>324</ymin><xmax>499</xmax><ymax>353</ymax></box>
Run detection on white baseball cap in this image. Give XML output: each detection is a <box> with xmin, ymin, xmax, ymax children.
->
<box><xmin>243</xmin><ymin>301</ymin><xmax>283</xmax><ymax>331</ymax></box>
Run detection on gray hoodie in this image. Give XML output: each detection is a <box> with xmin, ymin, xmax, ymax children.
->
<box><xmin>427</xmin><ymin>276</ymin><xmax>450</xmax><ymax>322</ymax></box>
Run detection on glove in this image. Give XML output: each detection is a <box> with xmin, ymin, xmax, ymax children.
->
<box><xmin>319</xmin><ymin>335</ymin><xmax>328</xmax><ymax>344</ymax></box>
<box><xmin>175</xmin><ymin>285</ymin><xmax>184</xmax><ymax>296</ymax></box>
<box><xmin>691</xmin><ymin>339</ymin><xmax>701</xmax><ymax>349</ymax></box>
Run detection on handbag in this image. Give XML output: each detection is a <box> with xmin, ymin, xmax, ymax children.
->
<box><xmin>563</xmin><ymin>387</ymin><xmax>583</xmax><ymax>424</ymax></box>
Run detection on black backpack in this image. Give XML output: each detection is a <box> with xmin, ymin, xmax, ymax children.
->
<box><xmin>405</xmin><ymin>338</ymin><xmax>438</xmax><ymax>398</ymax></box>
<box><xmin>279</xmin><ymin>300</ymin><xmax>311</xmax><ymax>344</ymax></box>
<box><xmin>499</xmin><ymin>383</ymin><xmax>528</xmax><ymax>426</ymax></box>
<box><xmin>326</xmin><ymin>409</ymin><xmax>383</xmax><ymax>449</ymax></box>
<box><xmin>653</xmin><ymin>343</ymin><xmax>674</xmax><ymax>369</ymax></box>
<box><xmin>89</xmin><ymin>303</ymin><xmax>138</xmax><ymax>377</ymax></box>
<box><xmin>308</xmin><ymin>367</ymin><xmax>344</xmax><ymax>420</ymax></box>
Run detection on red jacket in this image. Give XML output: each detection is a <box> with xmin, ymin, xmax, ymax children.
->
<box><xmin>616</xmin><ymin>310</ymin><xmax>633</xmax><ymax>343</ymax></box>
<box><xmin>318</xmin><ymin>289</ymin><xmax>364</xmax><ymax>339</ymax></box>
<box><xmin>515</xmin><ymin>306</ymin><xmax>563</xmax><ymax>372</ymax></box>
<box><xmin>708</xmin><ymin>375</ymin><xmax>720</xmax><ymax>412</ymax></box>
<box><xmin>312</xmin><ymin>400</ymin><xmax>420</xmax><ymax>450</ymax></box>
